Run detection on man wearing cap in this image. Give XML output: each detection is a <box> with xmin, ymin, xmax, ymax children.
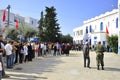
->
<box><xmin>95</xmin><ymin>41</ymin><xmax>105</xmax><ymax>70</ymax></box>
<box><xmin>83</xmin><ymin>42</ymin><xmax>90</xmax><ymax>68</ymax></box>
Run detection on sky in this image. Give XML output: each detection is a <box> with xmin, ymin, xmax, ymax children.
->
<box><xmin>0</xmin><ymin>0</ymin><xmax>118</xmax><ymax>35</ymax></box>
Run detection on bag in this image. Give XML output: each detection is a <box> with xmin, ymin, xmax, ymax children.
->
<box><xmin>20</xmin><ymin>49</ymin><xmax>24</xmax><ymax>54</ymax></box>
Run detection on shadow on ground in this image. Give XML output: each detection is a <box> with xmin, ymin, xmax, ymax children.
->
<box><xmin>104</xmin><ymin>67</ymin><xmax>120</xmax><ymax>72</ymax></box>
<box><xmin>90</xmin><ymin>66</ymin><xmax>120</xmax><ymax>72</ymax></box>
<box><xmin>5</xmin><ymin>55</ymin><xmax>64</xmax><ymax>80</ymax></box>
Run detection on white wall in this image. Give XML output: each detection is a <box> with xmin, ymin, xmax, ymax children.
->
<box><xmin>73</xmin><ymin>9</ymin><xmax>118</xmax><ymax>46</ymax></box>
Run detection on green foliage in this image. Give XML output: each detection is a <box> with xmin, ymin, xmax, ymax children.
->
<box><xmin>5</xmin><ymin>27</ymin><xmax>19</xmax><ymax>41</ymax></box>
<box><xmin>38</xmin><ymin>11</ymin><xmax>44</xmax><ymax>41</ymax></box>
<box><xmin>5</xmin><ymin>24</ymin><xmax>37</xmax><ymax>41</ymax></box>
<box><xmin>19</xmin><ymin>24</ymin><xmax>37</xmax><ymax>41</ymax></box>
<box><xmin>38</xmin><ymin>6</ymin><xmax>61</xmax><ymax>42</ymax></box>
<box><xmin>60</xmin><ymin>34</ymin><xmax>73</xmax><ymax>43</ymax></box>
<box><xmin>106</xmin><ymin>35</ymin><xmax>118</xmax><ymax>53</ymax></box>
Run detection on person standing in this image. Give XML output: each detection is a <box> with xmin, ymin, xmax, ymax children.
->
<box><xmin>23</xmin><ymin>42</ymin><xmax>28</xmax><ymax>62</ymax></box>
<box><xmin>11</xmin><ymin>41</ymin><xmax>17</xmax><ymax>67</ymax></box>
<box><xmin>14</xmin><ymin>41</ymin><xmax>20</xmax><ymax>64</ymax></box>
<box><xmin>83</xmin><ymin>42</ymin><xmax>90</xmax><ymax>68</ymax></box>
<box><xmin>19</xmin><ymin>43</ymin><xmax>24</xmax><ymax>64</ymax></box>
<box><xmin>95</xmin><ymin>41</ymin><xmax>105</xmax><ymax>70</ymax></box>
<box><xmin>27</xmin><ymin>42</ymin><xmax>33</xmax><ymax>61</ymax></box>
<box><xmin>0</xmin><ymin>35</ymin><xmax>9</xmax><ymax>78</ymax></box>
<box><xmin>5</xmin><ymin>41</ymin><xmax>13</xmax><ymax>68</ymax></box>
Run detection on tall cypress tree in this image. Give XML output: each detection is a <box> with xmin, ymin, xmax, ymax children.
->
<box><xmin>38</xmin><ymin>11</ymin><xmax>44</xmax><ymax>41</ymax></box>
<box><xmin>44</xmin><ymin>6</ymin><xmax>61</xmax><ymax>42</ymax></box>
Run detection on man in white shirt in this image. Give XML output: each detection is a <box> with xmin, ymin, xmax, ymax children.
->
<box><xmin>5</xmin><ymin>41</ymin><xmax>13</xmax><ymax>68</ymax></box>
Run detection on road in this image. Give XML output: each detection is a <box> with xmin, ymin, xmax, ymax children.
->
<box><xmin>3</xmin><ymin>51</ymin><xmax>120</xmax><ymax>80</ymax></box>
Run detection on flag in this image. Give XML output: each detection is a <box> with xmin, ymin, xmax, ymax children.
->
<box><xmin>15</xmin><ymin>20</ymin><xmax>19</xmax><ymax>29</ymax></box>
<box><xmin>2</xmin><ymin>9</ymin><xmax>6</xmax><ymax>22</ymax></box>
<box><xmin>106</xmin><ymin>26</ymin><xmax>109</xmax><ymax>34</ymax></box>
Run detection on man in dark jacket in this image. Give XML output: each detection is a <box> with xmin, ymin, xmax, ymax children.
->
<box><xmin>83</xmin><ymin>42</ymin><xmax>90</xmax><ymax>68</ymax></box>
<box><xmin>0</xmin><ymin>35</ymin><xmax>9</xmax><ymax>78</ymax></box>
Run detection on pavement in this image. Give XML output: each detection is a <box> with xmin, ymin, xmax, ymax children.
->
<box><xmin>2</xmin><ymin>51</ymin><xmax>120</xmax><ymax>80</ymax></box>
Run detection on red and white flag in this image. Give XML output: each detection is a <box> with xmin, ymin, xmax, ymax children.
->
<box><xmin>15</xmin><ymin>20</ymin><xmax>19</xmax><ymax>29</ymax></box>
<box><xmin>106</xmin><ymin>26</ymin><xmax>109</xmax><ymax>35</ymax></box>
<box><xmin>2</xmin><ymin>9</ymin><xmax>6</xmax><ymax>22</ymax></box>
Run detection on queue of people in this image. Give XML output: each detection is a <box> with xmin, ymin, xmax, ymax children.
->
<box><xmin>0</xmin><ymin>35</ymin><xmax>72</xmax><ymax>80</ymax></box>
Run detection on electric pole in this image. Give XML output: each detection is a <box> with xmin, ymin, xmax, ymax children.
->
<box><xmin>7</xmin><ymin>5</ymin><xmax>10</xmax><ymax>27</ymax></box>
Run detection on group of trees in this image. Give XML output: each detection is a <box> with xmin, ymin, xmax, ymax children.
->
<box><xmin>38</xmin><ymin>6</ymin><xmax>73</xmax><ymax>43</ymax></box>
<box><xmin>2</xmin><ymin>6</ymin><xmax>73</xmax><ymax>43</ymax></box>
<box><xmin>5</xmin><ymin>23</ymin><xmax>37</xmax><ymax>41</ymax></box>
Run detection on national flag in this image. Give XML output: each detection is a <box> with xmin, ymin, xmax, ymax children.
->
<box><xmin>106</xmin><ymin>26</ymin><xmax>109</xmax><ymax>34</ymax></box>
<box><xmin>15</xmin><ymin>20</ymin><xmax>19</xmax><ymax>29</ymax></box>
<box><xmin>2</xmin><ymin>9</ymin><xmax>6</xmax><ymax>22</ymax></box>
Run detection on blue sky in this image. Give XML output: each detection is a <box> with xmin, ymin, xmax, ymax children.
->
<box><xmin>0</xmin><ymin>0</ymin><xmax>118</xmax><ymax>35</ymax></box>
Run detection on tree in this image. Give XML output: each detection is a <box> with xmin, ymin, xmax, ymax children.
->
<box><xmin>44</xmin><ymin>6</ymin><xmax>61</xmax><ymax>42</ymax></box>
<box><xmin>60</xmin><ymin>34</ymin><xmax>73</xmax><ymax>43</ymax></box>
<box><xmin>38</xmin><ymin>11</ymin><xmax>45</xmax><ymax>41</ymax></box>
<box><xmin>5</xmin><ymin>27</ymin><xmax>19</xmax><ymax>41</ymax></box>
<box><xmin>18</xmin><ymin>23</ymin><xmax>38</xmax><ymax>41</ymax></box>
<box><xmin>5</xmin><ymin>24</ymin><xmax>37</xmax><ymax>41</ymax></box>
<box><xmin>106</xmin><ymin>35</ymin><xmax>118</xmax><ymax>53</ymax></box>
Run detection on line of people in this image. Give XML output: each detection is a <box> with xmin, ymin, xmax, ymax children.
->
<box><xmin>0</xmin><ymin>37</ymin><xmax>73</xmax><ymax>79</ymax></box>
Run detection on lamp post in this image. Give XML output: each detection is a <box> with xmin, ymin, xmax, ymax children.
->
<box><xmin>7</xmin><ymin>5</ymin><xmax>10</xmax><ymax>27</ymax></box>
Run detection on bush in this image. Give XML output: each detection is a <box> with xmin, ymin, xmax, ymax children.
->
<box><xmin>106</xmin><ymin>35</ymin><xmax>118</xmax><ymax>54</ymax></box>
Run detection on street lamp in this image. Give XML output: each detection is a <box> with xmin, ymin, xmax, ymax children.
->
<box><xmin>7</xmin><ymin>5</ymin><xmax>10</xmax><ymax>27</ymax></box>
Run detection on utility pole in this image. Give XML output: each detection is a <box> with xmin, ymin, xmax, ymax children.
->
<box><xmin>7</xmin><ymin>5</ymin><xmax>10</xmax><ymax>27</ymax></box>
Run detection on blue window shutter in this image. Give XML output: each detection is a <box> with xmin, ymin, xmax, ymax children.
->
<box><xmin>86</xmin><ymin>26</ymin><xmax>88</xmax><ymax>34</ymax></box>
<box><xmin>116</xmin><ymin>18</ymin><xmax>118</xmax><ymax>28</ymax></box>
<box><xmin>89</xmin><ymin>25</ymin><xmax>92</xmax><ymax>33</ymax></box>
<box><xmin>100</xmin><ymin>22</ymin><xmax>103</xmax><ymax>31</ymax></box>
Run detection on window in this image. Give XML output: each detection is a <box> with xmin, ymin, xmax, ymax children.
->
<box><xmin>86</xmin><ymin>26</ymin><xmax>88</xmax><ymax>33</ymax></box>
<box><xmin>116</xmin><ymin>18</ymin><xmax>118</xmax><ymax>28</ymax></box>
<box><xmin>100</xmin><ymin>22</ymin><xmax>103</xmax><ymax>31</ymax></box>
<box><xmin>103</xmin><ymin>41</ymin><xmax>106</xmax><ymax>46</ymax></box>
<box><xmin>89</xmin><ymin>25</ymin><xmax>92</xmax><ymax>32</ymax></box>
<box><xmin>89</xmin><ymin>39</ymin><xmax>91</xmax><ymax>45</ymax></box>
<box><xmin>32</xmin><ymin>20</ymin><xmax>34</xmax><ymax>25</ymax></box>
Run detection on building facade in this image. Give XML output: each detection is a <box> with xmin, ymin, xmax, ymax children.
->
<box><xmin>25</xmin><ymin>17</ymin><xmax>38</xmax><ymax>27</ymax></box>
<box><xmin>118</xmin><ymin>0</ymin><xmax>120</xmax><ymax>54</ymax></box>
<box><xmin>0</xmin><ymin>10</ymin><xmax>38</xmax><ymax>33</ymax></box>
<box><xmin>73</xmin><ymin>9</ymin><xmax>118</xmax><ymax>46</ymax></box>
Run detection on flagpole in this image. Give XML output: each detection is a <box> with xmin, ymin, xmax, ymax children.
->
<box><xmin>7</xmin><ymin>5</ymin><xmax>10</xmax><ymax>27</ymax></box>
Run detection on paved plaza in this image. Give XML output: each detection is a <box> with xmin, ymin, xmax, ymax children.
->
<box><xmin>2</xmin><ymin>51</ymin><xmax>120</xmax><ymax>80</ymax></box>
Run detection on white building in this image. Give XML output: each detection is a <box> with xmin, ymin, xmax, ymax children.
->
<box><xmin>0</xmin><ymin>10</ymin><xmax>38</xmax><ymax>32</ymax></box>
<box><xmin>118</xmin><ymin>0</ymin><xmax>120</xmax><ymax>54</ymax></box>
<box><xmin>25</xmin><ymin>17</ymin><xmax>38</xmax><ymax>27</ymax></box>
<box><xmin>73</xmin><ymin>9</ymin><xmax>118</xmax><ymax>46</ymax></box>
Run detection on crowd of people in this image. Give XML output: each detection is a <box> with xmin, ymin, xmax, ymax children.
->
<box><xmin>0</xmin><ymin>33</ymin><xmax>107</xmax><ymax>79</ymax></box>
<box><xmin>0</xmin><ymin>34</ymin><xmax>72</xmax><ymax>79</ymax></box>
